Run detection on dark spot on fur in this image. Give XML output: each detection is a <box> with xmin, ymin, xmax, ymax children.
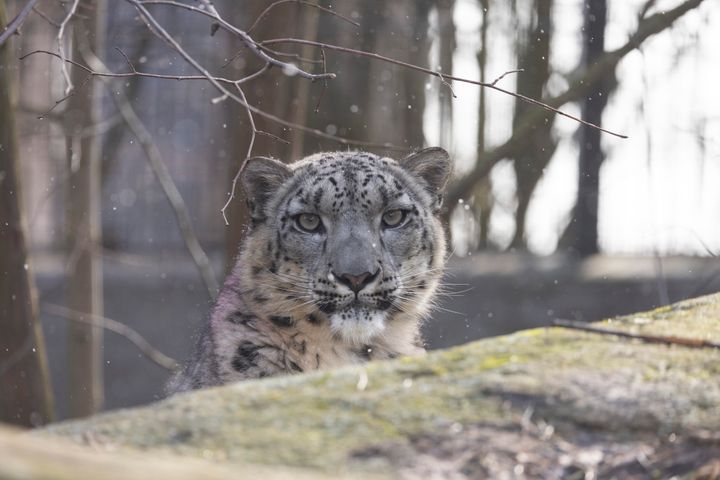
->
<box><xmin>254</xmin><ymin>295</ymin><xmax>269</xmax><ymax>304</ymax></box>
<box><xmin>288</xmin><ymin>360</ymin><xmax>303</xmax><ymax>372</ymax></box>
<box><xmin>319</xmin><ymin>302</ymin><xmax>336</xmax><ymax>314</ymax></box>
<box><xmin>227</xmin><ymin>312</ymin><xmax>254</xmax><ymax>325</ymax></box>
<box><xmin>357</xmin><ymin>345</ymin><xmax>372</xmax><ymax>360</ymax></box>
<box><xmin>232</xmin><ymin>342</ymin><xmax>259</xmax><ymax>372</ymax></box>
<box><xmin>307</xmin><ymin>313</ymin><xmax>321</xmax><ymax>325</ymax></box>
<box><xmin>269</xmin><ymin>316</ymin><xmax>294</xmax><ymax>328</ymax></box>
<box><xmin>313</xmin><ymin>188</ymin><xmax>323</xmax><ymax>207</ymax></box>
<box><xmin>377</xmin><ymin>299</ymin><xmax>392</xmax><ymax>311</ymax></box>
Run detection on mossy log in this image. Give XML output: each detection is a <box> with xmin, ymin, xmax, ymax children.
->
<box><xmin>6</xmin><ymin>293</ymin><xmax>720</xmax><ymax>478</ymax></box>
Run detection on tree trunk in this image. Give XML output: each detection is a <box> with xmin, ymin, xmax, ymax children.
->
<box><xmin>65</xmin><ymin>0</ymin><xmax>106</xmax><ymax>418</ymax></box>
<box><xmin>437</xmin><ymin>0</ymin><xmax>455</xmax><ymax>148</ymax></box>
<box><xmin>367</xmin><ymin>0</ymin><xmax>432</xmax><ymax>149</ymax></box>
<box><xmin>474</xmin><ymin>0</ymin><xmax>493</xmax><ymax>249</ymax></box>
<box><xmin>509</xmin><ymin>0</ymin><xmax>555</xmax><ymax>249</ymax></box>
<box><xmin>0</xmin><ymin>0</ymin><xmax>55</xmax><ymax>427</ymax></box>
<box><xmin>571</xmin><ymin>0</ymin><xmax>611</xmax><ymax>256</ymax></box>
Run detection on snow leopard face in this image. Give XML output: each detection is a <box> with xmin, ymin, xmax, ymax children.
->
<box><xmin>238</xmin><ymin>148</ymin><xmax>451</xmax><ymax>345</ymax></box>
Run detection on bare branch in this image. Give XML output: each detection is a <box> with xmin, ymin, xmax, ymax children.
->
<box><xmin>0</xmin><ymin>334</ymin><xmax>33</xmax><ymax>377</ymax></box>
<box><xmin>221</xmin><ymin>85</ymin><xmax>256</xmax><ymax>225</ymax></box>
<box><xmin>490</xmin><ymin>68</ymin><xmax>523</xmax><ymax>86</ymax></box>
<box><xmin>261</xmin><ymin>38</ymin><xmax>628</xmax><ymax>139</ymax></box>
<box><xmin>246</xmin><ymin>0</ymin><xmax>359</xmax><ymax>35</ymax></box>
<box><xmin>437</xmin><ymin>72</ymin><xmax>457</xmax><ymax>99</ymax></box>
<box><xmin>0</xmin><ymin>0</ymin><xmax>40</xmax><ymax>46</ymax></box>
<box><xmin>31</xmin><ymin>6</ymin><xmax>60</xmax><ymax>28</ymax></box>
<box><xmin>57</xmin><ymin>0</ymin><xmax>81</xmax><ymax>94</ymax></box>
<box><xmin>22</xmin><ymin>49</ymin><xmax>241</xmax><ymax>84</ymax></box>
<box><xmin>42</xmin><ymin>303</ymin><xmax>179</xmax><ymax>371</ymax></box>
<box><xmin>553</xmin><ymin>319</ymin><xmax>720</xmax><ymax>350</ymax></box>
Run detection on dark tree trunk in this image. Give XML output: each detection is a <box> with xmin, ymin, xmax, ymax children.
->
<box><xmin>0</xmin><ymin>0</ymin><xmax>55</xmax><ymax>427</ymax></box>
<box><xmin>510</xmin><ymin>0</ymin><xmax>555</xmax><ymax>249</ymax></box>
<box><xmin>474</xmin><ymin>0</ymin><xmax>492</xmax><ymax>248</ymax></box>
<box><xmin>572</xmin><ymin>0</ymin><xmax>610</xmax><ymax>256</ymax></box>
<box><xmin>437</xmin><ymin>0</ymin><xmax>455</xmax><ymax>148</ymax></box>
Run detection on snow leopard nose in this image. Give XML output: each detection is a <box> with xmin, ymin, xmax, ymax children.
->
<box><xmin>335</xmin><ymin>270</ymin><xmax>378</xmax><ymax>293</ymax></box>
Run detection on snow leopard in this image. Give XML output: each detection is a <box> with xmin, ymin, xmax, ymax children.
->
<box><xmin>167</xmin><ymin>147</ymin><xmax>452</xmax><ymax>394</ymax></box>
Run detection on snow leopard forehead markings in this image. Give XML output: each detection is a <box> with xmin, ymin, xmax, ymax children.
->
<box><xmin>282</xmin><ymin>152</ymin><xmax>425</xmax><ymax>221</ymax></box>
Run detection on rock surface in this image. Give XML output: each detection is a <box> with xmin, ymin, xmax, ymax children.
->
<box><xmin>7</xmin><ymin>293</ymin><xmax>720</xmax><ymax>478</ymax></box>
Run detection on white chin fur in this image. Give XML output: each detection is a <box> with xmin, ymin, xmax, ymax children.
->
<box><xmin>330</xmin><ymin>310</ymin><xmax>386</xmax><ymax>344</ymax></box>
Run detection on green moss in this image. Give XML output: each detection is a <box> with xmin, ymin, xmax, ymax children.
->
<box><xmin>40</xmin><ymin>292</ymin><xmax>720</xmax><ymax>476</ymax></box>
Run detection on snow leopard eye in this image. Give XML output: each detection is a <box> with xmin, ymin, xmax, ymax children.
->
<box><xmin>295</xmin><ymin>213</ymin><xmax>322</xmax><ymax>233</ymax></box>
<box><xmin>382</xmin><ymin>209</ymin><xmax>406</xmax><ymax>228</ymax></box>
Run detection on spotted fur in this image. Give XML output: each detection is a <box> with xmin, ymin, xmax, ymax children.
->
<box><xmin>166</xmin><ymin>148</ymin><xmax>452</xmax><ymax>394</ymax></box>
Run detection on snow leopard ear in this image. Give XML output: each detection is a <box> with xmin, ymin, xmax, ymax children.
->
<box><xmin>400</xmin><ymin>147</ymin><xmax>452</xmax><ymax>203</ymax></box>
<box><xmin>240</xmin><ymin>156</ymin><xmax>292</xmax><ymax>221</ymax></box>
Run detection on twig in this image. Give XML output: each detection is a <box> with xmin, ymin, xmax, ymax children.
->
<box><xmin>57</xmin><ymin>0</ymin><xmax>81</xmax><ymax>94</ymax></box>
<box><xmin>220</xmin><ymin>84</ymin><xmax>256</xmax><ymax>225</ymax></box>
<box><xmin>246</xmin><ymin>0</ymin><xmax>359</xmax><ymax>34</ymax></box>
<box><xmin>0</xmin><ymin>334</ymin><xmax>34</xmax><ymax>376</ymax></box>
<box><xmin>552</xmin><ymin>319</ymin><xmax>720</xmax><ymax>350</ymax></box>
<box><xmin>490</xmin><ymin>68</ymin><xmax>523</xmax><ymax>86</ymax></box>
<box><xmin>32</xmin><ymin>6</ymin><xmax>61</xmax><ymax>28</ymax></box>
<box><xmin>42</xmin><ymin>303</ymin><xmax>179</xmax><ymax>371</ymax></box>
<box><xmin>236</xmin><ymin>63</ymin><xmax>271</xmax><ymax>84</ymax></box>
<box><xmin>314</xmin><ymin>46</ymin><xmax>328</xmax><ymax>113</ymax></box>
<box><xmin>437</xmin><ymin>72</ymin><xmax>457</xmax><ymax>99</ymax></box>
<box><xmin>22</xmin><ymin>49</ymin><xmax>241</xmax><ymax>84</ymax></box>
<box><xmin>0</xmin><ymin>0</ymin><xmax>40</xmax><ymax>46</ymax></box>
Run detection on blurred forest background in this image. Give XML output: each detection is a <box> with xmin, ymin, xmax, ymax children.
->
<box><xmin>1</xmin><ymin>0</ymin><xmax>718</xmax><ymax>426</ymax></box>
